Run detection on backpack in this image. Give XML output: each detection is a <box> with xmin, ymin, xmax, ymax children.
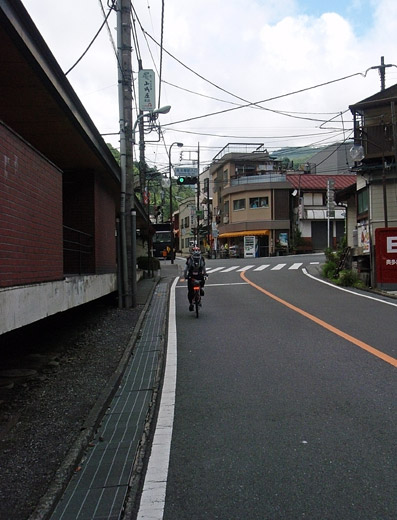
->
<box><xmin>189</xmin><ymin>256</ymin><xmax>202</xmax><ymax>276</ymax></box>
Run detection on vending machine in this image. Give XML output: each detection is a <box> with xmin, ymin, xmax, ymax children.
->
<box><xmin>244</xmin><ymin>236</ymin><xmax>257</xmax><ymax>258</ymax></box>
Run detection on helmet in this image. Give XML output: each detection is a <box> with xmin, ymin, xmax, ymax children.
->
<box><xmin>192</xmin><ymin>246</ymin><xmax>201</xmax><ymax>258</ymax></box>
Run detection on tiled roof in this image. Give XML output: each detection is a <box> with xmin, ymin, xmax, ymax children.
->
<box><xmin>286</xmin><ymin>174</ymin><xmax>356</xmax><ymax>190</ymax></box>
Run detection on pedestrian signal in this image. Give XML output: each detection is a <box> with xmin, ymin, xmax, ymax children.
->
<box><xmin>177</xmin><ymin>176</ymin><xmax>198</xmax><ymax>185</ymax></box>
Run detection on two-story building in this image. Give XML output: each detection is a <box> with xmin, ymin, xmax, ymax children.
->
<box><xmin>348</xmin><ymin>84</ymin><xmax>397</xmax><ymax>288</ymax></box>
<box><xmin>210</xmin><ymin>144</ymin><xmax>290</xmax><ymax>257</ymax></box>
<box><xmin>287</xmin><ymin>173</ymin><xmax>357</xmax><ymax>252</ymax></box>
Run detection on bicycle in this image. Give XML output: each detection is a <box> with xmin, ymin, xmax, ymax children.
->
<box><xmin>191</xmin><ymin>277</ymin><xmax>202</xmax><ymax>318</ymax></box>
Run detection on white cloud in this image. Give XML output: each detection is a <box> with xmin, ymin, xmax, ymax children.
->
<box><xmin>20</xmin><ymin>0</ymin><xmax>397</xmax><ymax>168</ymax></box>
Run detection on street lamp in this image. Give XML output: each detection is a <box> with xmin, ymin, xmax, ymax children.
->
<box><xmin>132</xmin><ymin>105</ymin><xmax>171</xmax><ymax>144</ymax></box>
<box><xmin>169</xmin><ymin>142</ymin><xmax>184</xmax><ymax>264</ymax></box>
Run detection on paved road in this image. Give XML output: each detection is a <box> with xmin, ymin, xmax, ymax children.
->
<box><xmin>138</xmin><ymin>254</ymin><xmax>396</xmax><ymax>520</ymax></box>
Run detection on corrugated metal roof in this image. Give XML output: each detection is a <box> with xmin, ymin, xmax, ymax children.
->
<box><xmin>286</xmin><ymin>174</ymin><xmax>356</xmax><ymax>190</ymax></box>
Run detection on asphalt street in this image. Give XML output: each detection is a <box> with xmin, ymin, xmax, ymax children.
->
<box><xmin>153</xmin><ymin>254</ymin><xmax>397</xmax><ymax>520</ymax></box>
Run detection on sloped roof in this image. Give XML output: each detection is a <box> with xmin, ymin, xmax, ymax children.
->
<box><xmin>0</xmin><ymin>0</ymin><xmax>119</xmax><ymax>183</ymax></box>
<box><xmin>286</xmin><ymin>174</ymin><xmax>356</xmax><ymax>190</ymax></box>
<box><xmin>349</xmin><ymin>83</ymin><xmax>397</xmax><ymax>111</ymax></box>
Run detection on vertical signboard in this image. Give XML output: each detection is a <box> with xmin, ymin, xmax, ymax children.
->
<box><xmin>375</xmin><ymin>227</ymin><xmax>397</xmax><ymax>289</ymax></box>
<box><xmin>138</xmin><ymin>69</ymin><xmax>155</xmax><ymax>111</ymax></box>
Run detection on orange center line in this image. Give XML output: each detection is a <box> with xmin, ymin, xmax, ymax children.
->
<box><xmin>240</xmin><ymin>271</ymin><xmax>397</xmax><ymax>368</ymax></box>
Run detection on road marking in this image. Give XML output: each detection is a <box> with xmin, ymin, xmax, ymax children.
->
<box><xmin>271</xmin><ymin>263</ymin><xmax>286</xmax><ymax>270</ymax></box>
<box><xmin>176</xmin><ymin>282</ymin><xmax>248</xmax><ymax>288</ymax></box>
<box><xmin>303</xmin><ymin>268</ymin><xmax>397</xmax><ymax>308</ymax></box>
<box><xmin>253</xmin><ymin>264</ymin><xmax>270</xmax><ymax>271</ymax></box>
<box><xmin>222</xmin><ymin>265</ymin><xmax>240</xmax><ymax>272</ymax></box>
<box><xmin>241</xmin><ymin>271</ymin><xmax>397</xmax><ymax>368</ymax></box>
<box><xmin>289</xmin><ymin>262</ymin><xmax>303</xmax><ymax>270</ymax></box>
<box><xmin>237</xmin><ymin>265</ymin><xmax>255</xmax><ymax>272</ymax></box>
<box><xmin>136</xmin><ymin>277</ymin><xmax>178</xmax><ymax>519</ymax></box>
<box><xmin>206</xmin><ymin>267</ymin><xmax>225</xmax><ymax>273</ymax></box>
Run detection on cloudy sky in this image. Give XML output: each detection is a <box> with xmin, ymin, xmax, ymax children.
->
<box><xmin>21</xmin><ymin>0</ymin><xmax>397</xmax><ymax>172</ymax></box>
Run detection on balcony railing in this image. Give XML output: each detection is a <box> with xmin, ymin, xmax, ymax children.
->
<box><xmin>230</xmin><ymin>173</ymin><xmax>287</xmax><ymax>186</ymax></box>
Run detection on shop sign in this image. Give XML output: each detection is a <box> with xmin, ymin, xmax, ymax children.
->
<box><xmin>375</xmin><ymin>227</ymin><xmax>397</xmax><ymax>289</ymax></box>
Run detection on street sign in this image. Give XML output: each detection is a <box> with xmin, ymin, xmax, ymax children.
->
<box><xmin>174</xmin><ymin>167</ymin><xmax>198</xmax><ymax>176</ymax></box>
<box><xmin>138</xmin><ymin>69</ymin><xmax>155</xmax><ymax>111</ymax></box>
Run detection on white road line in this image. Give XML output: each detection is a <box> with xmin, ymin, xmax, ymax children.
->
<box><xmin>222</xmin><ymin>265</ymin><xmax>240</xmax><ymax>272</ymax></box>
<box><xmin>289</xmin><ymin>263</ymin><xmax>303</xmax><ymax>270</ymax></box>
<box><xmin>303</xmin><ymin>268</ymin><xmax>397</xmax><ymax>307</ymax></box>
<box><xmin>253</xmin><ymin>264</ymin><xmax>270</xmax><ymax>271</ymax></box>
<box><xmin>206</xmin><ymin>267</ymin><xmax>225</xmax><ymax>273</ymax></box>
<box><xmin>271</xmin><ymin>263</ymin><xmax>286</xmax><ymax>270</ymax></box>
<box><xmin>237</xmin><ymin>265</ymin><xmax>254</xmax><ymax>272</ymax></box>
<box><xmin>136</xmin><ymin>277</ymin><xmax>179</xmax><ymax>520</ymax></box>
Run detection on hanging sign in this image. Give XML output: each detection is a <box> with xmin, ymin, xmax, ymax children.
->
<box><xmin>138</xmin><ymin>69</ymin><xmax>155</xmax><ymax>111</ymax></box>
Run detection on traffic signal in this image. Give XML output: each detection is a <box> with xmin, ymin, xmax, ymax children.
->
<box><xmin>177</xmin><ymin>176</ymin><xmax>198</xmax><ymax>185</ymax></box>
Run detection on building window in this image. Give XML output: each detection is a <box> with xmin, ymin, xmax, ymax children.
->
<box><xmin>357</xmin><ymin>187</ymin><xmax>368</xmax><ymax>215</ymax></box>
<box><xmin>303</xmin><ymin>192</ymin><xmax>324</xmax><ymax>206</ymax></box>
<box><xmin>249</xmin><ymin>196</ymin><xmax>269</xmax><ymax>208</ymax></box>
<box><xmin>184</xmin><ymin>216</ymin><xmax>190</xmax><ymax>228</ymax></box>
<box><xmin>233</xmin><ymin>198</ymin><xmax>246</xmax><ymax>211</ymax></box>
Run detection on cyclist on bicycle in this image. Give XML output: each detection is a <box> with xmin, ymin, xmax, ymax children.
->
<box><xmin>184</xmin><ymin>246</ymin><xmax>207</xmax><ymax>311</ymax></box>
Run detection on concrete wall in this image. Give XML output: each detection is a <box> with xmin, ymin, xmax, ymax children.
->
<box><xmin>0</xmin><ymin>273</ymin><xmax>117</xmax><ymax>335</ymax></box>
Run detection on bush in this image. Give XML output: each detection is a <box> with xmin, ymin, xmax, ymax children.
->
<box><xmin>336</xmin><ymin>269</ymin><xmax>365</xmax><ymax>288</ymax></box>
<box><xmin>137</xmin><ymin>256</ymin><xmax>160</xmax><ymax>270</ymax></box>
<box><xmin>322</xmin><ymin>260</ymin><xmax>338</xmax><ymax>280</ymax></box>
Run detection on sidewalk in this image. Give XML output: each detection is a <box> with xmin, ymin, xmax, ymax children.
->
<box><xmin>33</xmin><ymin>264</ymin><xmax>179</xmax><ymax>520</ymax></box>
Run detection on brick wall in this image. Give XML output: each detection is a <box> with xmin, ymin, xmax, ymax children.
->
<box><xmin>0</xmin><ymin>122</ymin><xmax>63</xmax><ymax>287</ymax></box>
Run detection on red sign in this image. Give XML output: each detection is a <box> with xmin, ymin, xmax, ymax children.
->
<box><xmin>375</xmin><ymin>227</ymin><xmax>397</xmax><ymax>289</ymax></box>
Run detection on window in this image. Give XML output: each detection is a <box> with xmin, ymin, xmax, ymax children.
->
<box><xmin>249</xmin><ymin>196</ymin><xmax>269</xmax><ymax>208</ymax></box>
<box><xmin>233</xmin><ymin>198</ymin><xmax>246</xmax><ymax>211</ymax></box>
<box><xmin>303</xmin><ymin>192</ymin><xmax>324</xmax><ymax>206</ymax></box>
<box><xmin>357</xmin><ymin>188</ymin><xmax>368</xmax><ymax>215</ymax></box>
<box><xmin>184</xmin><ymin>216</ymin><xmax>190</xmax><ymax>228</ymax></box>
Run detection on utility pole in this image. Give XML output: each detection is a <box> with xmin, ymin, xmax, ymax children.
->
<box><xmin>369</xmin><ymin>56</ymin><xmax>393</xmax><ymax>91</ymax></box>
<box><xmin>196</xmin><ymin>142</ymin><xmax>200</xmax><ymax>246</ymax></box>
<box><xmin>117</xmin><ymin>0</ymin><xmax>136</xmax><ymax>307</ymax></box>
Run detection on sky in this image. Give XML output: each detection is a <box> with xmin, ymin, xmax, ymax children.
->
<box><xmin>21</xmin><ymin>0</ymin><xmax>397</xmax><ymax>173</ymax></box>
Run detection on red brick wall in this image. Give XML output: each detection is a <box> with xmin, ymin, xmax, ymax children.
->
<box><xmin>0</xmin><ymin>123</ymin><xmax>63</xmax><ymax>287</ymax></box>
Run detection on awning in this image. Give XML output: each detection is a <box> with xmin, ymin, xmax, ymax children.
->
<box><xmin>219</xmin><ymin>230</ymin><xmax>270</xmax><ymax>238</ymax></box>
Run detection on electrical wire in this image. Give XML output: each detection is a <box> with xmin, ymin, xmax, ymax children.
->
<box><xmin>65</xmin><ymin>1</ymin><xmax>116</xmax><ymax>76</ymax></box>
<box><xmin>164</xmin><ymin>127</ymin><xmax>346</xmax><ymax>140</ymax></box>
<box><xmin>160</xmin><ymin>71</ymin><xmax>366</xmax><ymax>128</ymax></box>
<box><xmin>132</xmin><ymin>16</ymin><xmax>368</xmax><ymax>126</ymax></box>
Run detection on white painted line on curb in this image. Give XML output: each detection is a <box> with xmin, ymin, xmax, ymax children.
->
<box><xmin>302</xmin><ymin>268</ymin><xmax>397</xmax><ymax>307</ymax></box>
<box><xmin>136</xmin><ymin>277</ymin><xmax>179</xmax><ymax>520</ymax></box>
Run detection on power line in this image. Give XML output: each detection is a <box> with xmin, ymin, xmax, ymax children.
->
<box><xmin>160</xmin><ymin>71</ymin><xmax>366</xmax><ymax>127</ymax></box>
<box><xmin>65</xmin><ymin>1</ymin><xmax>116</xmax><ymax>76</ymax></box>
